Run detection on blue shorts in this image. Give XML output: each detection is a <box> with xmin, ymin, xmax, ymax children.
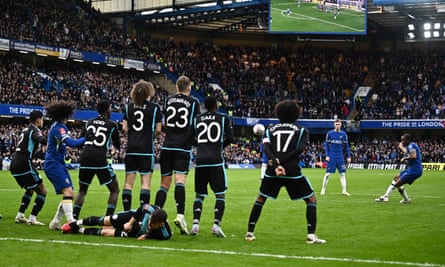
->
<box><xmin>44</xmin><ymin>160</ymin><xmax>73</xmax><ymax>194</ymax></box>
<box><xmin>326</xmin><ymin>160</ymin><xmax>346</xmax><ymax>173</ymax></box>
<box><xmin>400</xmin><ymin>169</ymin><xmax>422</xmax><ymax>185</ymax></box>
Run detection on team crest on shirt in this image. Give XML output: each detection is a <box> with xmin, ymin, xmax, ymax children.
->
<box><xmin>59</xmin><ymin>128</ymin><xmax>66</xmax><ymax>135</ymax></box>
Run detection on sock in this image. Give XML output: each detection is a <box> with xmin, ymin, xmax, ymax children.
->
<box><xmin>106</xmin><ymin>204</ymin><xmax>116</xmax><ymax>216</ymax></box>
<box><xmin>214</xmin><ymin>197</ymin><xmax>225</xmax><ymax>224</ymax></box>
<box><xmin>193</xmin><ymin>196</ymin><xmax>204</xmax><ymax>222</ymax></box>
<box><xmin>321</xmin><ymin>174</ymin><xmax>330</xmax><ymax>192</ymax></box>
<box><xmin>62</xmin><ymin>196</ymin><xmax>74</xmax><ymax>222</ymax></box>
<box><xmin>175</xmin><ymin>183</ymin><xmax>185</xmax><ymax>215</ymax></box>
<box><xmin>19</xmin><ymin>192</ymin><xmax>33</xmax><ymax>213</ymax></box>
<box><xmin>53</xmin><ymin>202</ymin><xmax>64</xmax><ymax>222</ymax></box>
<box><xmin>83</xmin><ymin>228</ymin><xmax>102</xmax><ymax>236</ymax></box>
<box><xmin>247</xmin><ymin>200</ymin><xmax>264</xmax><ymax>233</ymax></box>
<box><xmin>83</xmin><ymin>216</ymin><xmax>101</xmax><ymax>226</ymax></box>
<box><xmin>30</xmin><ymin>193</ymin><xmax>45</xmax><ymax>217</ymax></box>
<box><xmin>398</xmin><ymin>186</ymin><xmax>409</xmax><ymax>200</ymax></box>
<box><xmin>384</xmin><ymin>181</ymin><xmax>397</xmax><ymax>197</ymax></box>
<box><xmin>155</xmin><ymin>186</ymin><xmax>168</xmax><ymax>208</ymax></box>
<box><xmin>306</xmin><ymin>203</ymin><xmax>317</xmax><ymax>234</ymax></box>
<box><xmin>28</xmin><ymin>214</ymin><xmax>36</xmax><ymax>222</ymax></box>
<box><xmin>122</xmin><ymin>189</ymin><xmax>132</xmax><ymax>211</ymax></box>
<box><xmin>140</xmin><ymin>189</ymin><xmax>150</xmax><ymax>206</ymax></box>
<box><xmin>73</xmin><ymin>204</ymin><xmax>82</xmax><ymax>220</ymax></box>
<box><xmin>340</xmin><ymin>173</ymin><xmax>347</xmax><ymax>193</ymax></box>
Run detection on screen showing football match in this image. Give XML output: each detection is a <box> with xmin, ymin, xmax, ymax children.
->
<box><xmin>269</xmin><ymin>0</ymin><xmax>367</xmax><ymax>35</ymax></box>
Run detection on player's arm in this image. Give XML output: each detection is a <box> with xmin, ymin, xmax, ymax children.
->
<box><xmin>325</xmin><ymin>132</ymin><xmax>331</xmax><ymax>161</ymax></box>
<box><xmin>32</xmin><ymin>130</ymin><xmax>47</xmax><ymax>146</ymax></box>
<box><xmin>61</xmin><ymin>132</ymin><xmax>85</xmax><ymax>147</ymax></box>
<box><xmin>223</xmin><ymin>115</ymin><xmax>234</xmax><ymax>147</ymax></box>
<box><xmin>277</xmin><ymin>128</ymin><xmax>309</xmax><ymax>165</ymax></box>
<box><xmin>111</xmin><ymin>122</ymin><xmax>121</xmax><ymax>150</ymax></box>
<box><xmin>154</xmin><ymin>106</ymin><xmax>163</xmax><ymax>138</ymax></box>
<box><xmin>122</xmin><ymin>120</ymin><xmax>128</xmax><ymax>134</ymax></box>
<box><xmin>401</xmin><ymin>145</ymin><xmax>416</xmax><ymax>162</ymax></box>
<box><xmin>344</xmin><ymin>133</ymin><xmax>351</xmax><ymax>162</ymax></box>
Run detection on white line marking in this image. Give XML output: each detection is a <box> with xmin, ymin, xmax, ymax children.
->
<box><xmin>1</xmin><ymin>237</ymin><xmax>443</xmax><ymax>266</ymax></box>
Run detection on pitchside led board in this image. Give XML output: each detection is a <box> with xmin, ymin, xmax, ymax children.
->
<box><xmin>269</xmin><ymin>0</ymin><xmax>367</xmax><ymax>35</ymax></box>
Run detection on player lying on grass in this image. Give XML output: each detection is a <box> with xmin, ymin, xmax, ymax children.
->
<box><xmin>62</xmin><ymin>204</ymin><xmax>172</xmax><ymax>240</ymax></box>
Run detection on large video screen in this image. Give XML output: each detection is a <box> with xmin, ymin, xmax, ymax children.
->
<box><xmin>269</xmin><ymin>0</ymin><xmax>367</xmax><ymax>35</ymax></box>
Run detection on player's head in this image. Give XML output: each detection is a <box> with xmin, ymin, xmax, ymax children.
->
<box><xmin>130</xmin><ymin>80</ymin><xmax>154</xmax><ymax>106</ymax></box>
<box><xmin>204</xmin><ymin>96</ymin><xmax>218</xmax><ymax>112</ymax></box>
<box><xmin>148</xmin><ymin>209</ymin><xmax>167</xmax><ymax>231</ymax></box>
<box><xmin>45</xmin><ymin>101</ymin><xmax>75</xmax><ymax>122</ymax></box>
<box><xmin>97</xmin><ymin>100</ymin><xmax>111</xmax><ymax>118</ymax></box>
<box><xmin>334</xmin><ymin>119</ymin><xmax>342</xmax><ymax>131</ymax></box>
<box><xmin>29</xmin><ymin>110</ymin><xmax>44</xmax><ymax>127</ymax></box>
<box><xmin>176</xmin><ymin>75</ymin><xmax>191</xmax><ymax>94</ymax></box>
<box><xmin>401</xmin><ymin>133</ymin><xmax>412</xmax><ymax>145</ymax></box>
<box><xmin>275</xmin><ymin>100</ymin><xmax>300</xmax><ymax>123</ymax></box>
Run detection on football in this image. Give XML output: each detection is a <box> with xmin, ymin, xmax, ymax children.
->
<box><xmin>252</xmin><ymin>123</ymin><xmax>265</xmax><ymax>136</ymax></box>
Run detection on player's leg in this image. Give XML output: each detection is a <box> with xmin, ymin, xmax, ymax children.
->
<box><xmin>246</xmin><ymin>195</ymin><xmax>266</xmax><ymax>241</ymax></box>
<box><xmin>105</xmin><ymin>176</ymin><xmax>119</xmax><ymax>216</ymax></box>
<box><xmin>61</xmin><ymin>186</ymin><xmax>75</xmax><ymax>222</ymax></box>
<box><xmin>376</xmin><ymin>173</ymin><xmax>401</xmax><ymax>202</ymax></box>
<box><xmin>16</xmin><ymin>189</ymin><xmax>33</xmax><ymax>223</ymax></box>
<box><xmin>321</xmin><ymin>161</ymin><xmax>334</xmax><ymax>195</ymax></box>
<box><xmin>155</xmin><ymin>174</ymin><xmax>172</xmax><ymax>208</ymax></box>
<box><xmin>191</xmin><ymin>193</ymin><xmax>204</xmax><ymax>235</ymax></box>
<box><xmin>339</xmin><ymin>163</ymin><xmax>350</xmax><ymax>196</ymax></box>
<box><xmin>211</xmin><ymin>167</ymin><xmax>227</xmax><ymax>237</ymax></box>
<box><xmin>304</xmin><ymin>195</ymin><xmax>326</xmax><ymax>244</ymax></box>
<box><xmin>173</xmin><ymin>172</ymin><xmax>189</xmax><ymax>235</ymax></box>
<box><xmin>122</xmin><ymin>171</ymin><xmax>136</xmax><ymax>211</ymax></box>
<box><xmin>27</xmin><ymin>182</ymin><xmax>47</xmax><ymax>225</ymax></box>
<box><xmin>155</xmin><ymin>150</ymin><xmax>173</xmax><ymax>208</ymax></box>
<box><xmin>140</xmin><ymin>173</ymin><xmax>152</xmax><ymax>207</ymax></box>
<box><xmin>74</xmin><ymin>169</ymin><xmax>95</xmax><ymax>219</ymax></box>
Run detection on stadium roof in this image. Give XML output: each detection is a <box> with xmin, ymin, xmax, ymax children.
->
<box><xmin>94</xmin><ymin>0</ymin><xmax>445</xmax><ymax>39</ymax></box>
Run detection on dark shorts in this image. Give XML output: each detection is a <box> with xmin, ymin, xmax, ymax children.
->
<box><xmin>11</xmin><ymin>160</ymin><xmax>42</xmax><ymax>190</ymax></box>
<box><xmin>124</xmin><ymin>155</ymin><xmax>155</xmax><ymax>174</ymax></box>
<box><xmin>160</xmin><ymin>149</ymin><xmax>191</xmax><ymax>176</ymax></box>
<box><xmin>79</xmin><ymin>165</ymin><xmax>116</xmax><ymax>186</ymax></box>
<box><xmin>259</xmin><ymin>176</ymin><xmax>314</xmax><ymax>200</ymax></box>
<box><xmin>194</xmin><ymin>165</ymin><xmax>227</xmax><ymax>195</ymax></box>
<box><xmin>326</xmin><ymin>160</ymin><xmax>347</xmax><ymax>173</ymax></box>
<box><xmin>109</xmin><ymin>211</ymin><xmax>141</xmax><ymax>237</ymax></box>
<box><xmin>44</xmin><ymin>160</ymin><xmax>73</xmax><ymax>194</ymax></box>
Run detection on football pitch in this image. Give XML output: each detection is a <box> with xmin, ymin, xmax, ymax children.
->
<box><xmin>269</xmin><ymin>0</ymin><xmax>366</xmax><ymax>34</ymax></box>
<box><xmin>0</xmin><ymin>168</ymin><xmax>444</xmax><ymax>267</ymax></box>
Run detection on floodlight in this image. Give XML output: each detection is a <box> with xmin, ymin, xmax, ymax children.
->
<box><xmin>424</xmin><ymin>31</ymin><xmax>432</xmax><ymax>38</ymax></box>
<box><xmin>424</xmin><ymin>23</ymin><xmax>431</xmax><ymax>30</ymax></box>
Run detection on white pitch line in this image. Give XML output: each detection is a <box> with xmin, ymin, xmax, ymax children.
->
<box><xmin>0</xmin><ymin>237</ymin><xmax>443</xmax><ymax>267</ymax></box>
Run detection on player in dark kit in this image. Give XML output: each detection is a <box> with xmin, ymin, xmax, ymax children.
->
<box><xmin>155</xmin><ymin>75</ymin><xmax>200</xmax><ymax>235</ymax></box>
<box><xmin>245</xmin><ymin>100</ymin><xmax>326</xmax><ymax>244</ymax></box>
<box><xmin>122</xmin><ymin>80</ymin><xmax>162</xmax><ymax>211</ymax></box>
<box><xmin>73</xmin><ymin>100</ymin><xmax>121</xmax><ymax>219</ymax></box>
<box><xmin>62</xmin><ymin>204</ymin><xmax>171</xmax><ymax>240</ymax></box>
<box><xmin>189</xmin><ymin>96</ymin><xmax>234</xmax><ymax>237</ymax></box>
<box><xmin>10</xmin><ymin>110</ymin><xmax>47</xmax><ymax>225</ymax></box>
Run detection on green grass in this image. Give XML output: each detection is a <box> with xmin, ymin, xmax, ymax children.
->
<box><xmin>269</xmin><ymin>0</ymin><xmax>366</xmax><ymax>34</ymax></box>
<box><xmin>0</xmin><ymin>168</ymin><xmax>444</xmax><ymax>267</ymax></box>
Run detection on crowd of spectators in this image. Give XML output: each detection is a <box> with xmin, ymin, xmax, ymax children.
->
<box><xmin>1</xmin><ymin>0</ymin><xmax>444</xmax><ymax>119</ymax></box>
<box><xmin>2</xmin><ymin>122</ymin><xmax>443</xmax><ymax>171</ymax></box>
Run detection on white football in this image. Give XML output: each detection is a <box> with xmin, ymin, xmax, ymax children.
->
<box><xmin>253</xmin><ymin>123</ymin><xmax>265</xmax><ymax>135</ymax></box>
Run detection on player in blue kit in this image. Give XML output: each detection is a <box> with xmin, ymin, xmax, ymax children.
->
<box><xmin>10</xmin><ymin>110</ymin><xmax>47</xmax><ymax>225</ymax></box>
<box><xmin>375</xmin><ymin>133</ymin><xmax>423</xmax><ymax>203</ymax></box>
<box><xmin>320</xmin><ymin>119</ymin><xmax>351</xmax><ymax>196</ymax></box>
<box><xmin>245</xmin><ymin>100</ymin><xmax>325</xmax><ymax>244</ymax></box>
<box><xmin>44</xmin><ymin>101</ymin><xmax>89</xmax><ymax>230</ymax></box>
<box><xmin>189</xmin><ymin>96</ymin><xmax>234</xmax><ymax>237</ymax></box>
